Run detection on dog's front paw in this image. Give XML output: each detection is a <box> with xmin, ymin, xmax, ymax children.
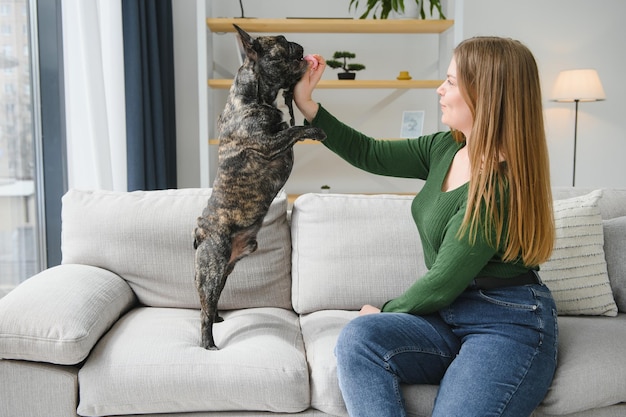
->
<box><xmin>305</xmin><ymin>127</ymin><xmax>326</xmax><ymax>142</ymax></box>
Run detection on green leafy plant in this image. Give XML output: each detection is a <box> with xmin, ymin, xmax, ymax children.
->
<box><xmin>348</xmin><ymin>0</ymin><xmax>446</xmax><ymax>20</ymax></box>
<box><xmin>326</xmin><ymin>51</ymin><xmax>366</xmax><ymax>74</ymax></box>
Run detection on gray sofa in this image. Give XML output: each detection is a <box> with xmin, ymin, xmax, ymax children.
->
<box><xmin>1</xmin><ymin>187</ymin><xmax>625</xmax><ymax>417</ymax></box>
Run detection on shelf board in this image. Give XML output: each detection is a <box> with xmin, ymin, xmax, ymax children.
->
<box><xmin>208</xmin><ymin>79</ymin><xmax>442</xmax><ymax>89</ymax></box>
<box><xmin>287</xmin><ymin>192</ymin><xmax>416</xmax><ymax>205</ymax></box>
<box><xmin>207</xmin><ymin>18</ymin><xmax>453</xmax><ymax>34</ymax></box>
<box><xmin>209</xmin><ymin>139</ymin><xmax>330</xmax><ymax>145</ymax></box>
<box><xmin>209</xmin><ymin>138</ymin><xmax>407</xmax><ymax>145</ymax></box>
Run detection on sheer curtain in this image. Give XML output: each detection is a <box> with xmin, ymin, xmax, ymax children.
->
<box><xmin>61</xmin><ymin>0</ymin><xmax>127</xmax><ymax>191</ymax></box>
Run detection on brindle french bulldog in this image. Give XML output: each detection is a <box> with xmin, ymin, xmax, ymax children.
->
<box><xmin>193</xmin><ymin>25</ymin><xmax>326</xmax><ymax>350</ymax></box>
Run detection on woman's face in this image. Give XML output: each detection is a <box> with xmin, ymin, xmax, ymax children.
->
<box><xmin>437</xmin><ymin>57</ymin><xmax>473</xmax><ymax>139</ymax></box>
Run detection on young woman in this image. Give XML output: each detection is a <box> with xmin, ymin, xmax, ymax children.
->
<box><xmin>294</xmin><ymin>37</ymin><xmax>558</xmax><ymax>417</ymax></box>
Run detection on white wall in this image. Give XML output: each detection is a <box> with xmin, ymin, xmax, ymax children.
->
<box><xmin>182</xmin><ymin>0</ymin><xmax>626</xmax><ymax>192</ymax></box>
<box><xmin>462</xmin><ymin>0</ymin><xmax>626</xmax><ymax>188</ymax></box>
<box><xmin>172</xmin><ymin>0</ymin><xmax>210</xmax><ymax>188</ymax></box>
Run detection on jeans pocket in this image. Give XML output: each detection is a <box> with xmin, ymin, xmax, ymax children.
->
<box><xmin>476</xmin><ymin>286</ymin><xmax>539</xmax><ymax>311</ymax></box>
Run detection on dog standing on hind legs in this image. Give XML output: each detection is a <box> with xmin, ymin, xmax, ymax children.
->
<box><xmin>193</xmin><ymin>25</ymin><xmax>326</xmax><ymax>350</ymax></box>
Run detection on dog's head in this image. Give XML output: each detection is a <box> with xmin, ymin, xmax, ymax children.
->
<box><xmin>234</xmin><ymin>24</ymin><xmax>308</xmax><ymax>95</ymax></box>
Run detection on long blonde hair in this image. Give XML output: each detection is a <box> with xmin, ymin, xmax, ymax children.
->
<box><xmin>453</xmin><ymin>37</ymin><xmax>554</xmax><ymax>266</ymax></box>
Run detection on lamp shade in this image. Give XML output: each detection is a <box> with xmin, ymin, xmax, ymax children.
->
<box><xmin>551</xmin><ymin>69</ymin><xmax>606</xmax><ymax>102</ymax></box>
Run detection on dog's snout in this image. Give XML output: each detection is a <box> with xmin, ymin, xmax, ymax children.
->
<box><xmin>289</xmin><ymin>42</ymin><xmax>304</xmax><ymax>59</ymax></box>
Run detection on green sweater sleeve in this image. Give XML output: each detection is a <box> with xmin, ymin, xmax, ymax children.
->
<box><xmin>311</xmin><ymin>104</ymin><xmax>432</xmax><ymax>179</ymax></box>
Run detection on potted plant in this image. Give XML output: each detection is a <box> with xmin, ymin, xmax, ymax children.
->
<box><xmin>348</xmin><ymin>0</ymin><xmax>446</xmax><ymax>20</ymax></box>
<box><xmin>326</xmin><ymin>51</ymin><xmax>366</xmax><ymax>80</ymax></box>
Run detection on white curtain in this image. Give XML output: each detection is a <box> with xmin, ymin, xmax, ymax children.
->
<box><xmin>61</xmin><ymin>0</ymin><xmax>127</xmax><ymax>191</ymax></box>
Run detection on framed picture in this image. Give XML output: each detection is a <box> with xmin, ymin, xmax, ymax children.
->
<box><xmin>400</xmin><ymin>111</ymin><xmax>425</xmax><ymax>138</ymax></box>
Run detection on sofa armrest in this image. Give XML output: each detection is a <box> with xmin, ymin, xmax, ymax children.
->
<box><xmin>0</xmin><ymin>264</ymin><xmax>136</xmax><ymax>365</ymax></box>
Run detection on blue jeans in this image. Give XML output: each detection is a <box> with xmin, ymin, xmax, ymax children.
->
<box><xmin>335</xmin><ymin>283</ymin><xmax>558</xmax><ymax>417</ymax></box>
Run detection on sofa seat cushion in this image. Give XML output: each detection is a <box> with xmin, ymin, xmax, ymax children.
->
<box><xmin>538</xmin><ymin>314</ymin><xmax>626</xmax><ymax>415</ymax></box>
<box><xmin>300</xmin><ymin>310</ymin><xmax>437</xmax><ymax>417</ymax></box>
<box><xmin>302</xmin><ymin>311</ymin><xmax>626</xmax><ymax>417</ymax></box>
<box><xmin>77</xmin><ymin>307</ymin><xmax>309</xmax><ymax>416</ymax></box>
<box><xmin>61</xmin><ymin>189</ymin><xmax>292</xmax><ymax>310</ymax></box>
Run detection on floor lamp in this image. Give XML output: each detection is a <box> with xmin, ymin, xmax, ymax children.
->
<box><xmin>552</xmin><ymin>69</ymin><xmax>606</xmax><ymax>186</ymax></box>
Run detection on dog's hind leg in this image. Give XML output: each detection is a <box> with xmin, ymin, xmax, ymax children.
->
<box><xmin>195</xmin><ymin>237</ymin><xmax>231</xmax><ymax>350</ymax></box>
<box><xmin>195</xmin><ymin>225</ymin><xmax>261</xmax><ymax>350</ymax></box>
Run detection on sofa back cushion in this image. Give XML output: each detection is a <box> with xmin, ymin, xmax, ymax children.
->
<box><xmin>603</xmin><ymin>216</ymin><xmax>626</xmax><ymax>311</ymax></box>
<box><xmin>291</xmin><ymin>193</ymin><xmax>428</xmax><ymax>314</ymax></box>
<box><xmin>61</xmin><ymin>189</ymin><xmax>292</xmax><ymax>310</ymax></box>
<box><xmin>292</xmin><ymin>189</ymin><xmax>626</xmax><ymax>315</ymax></box>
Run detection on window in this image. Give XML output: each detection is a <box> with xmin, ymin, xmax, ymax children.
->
<box><xmin>0</xmin><ymin>0</ymin><xmax>42</xmax><ymax>298</ymax></box>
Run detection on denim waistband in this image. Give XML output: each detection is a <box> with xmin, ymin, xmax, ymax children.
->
<box><xmin>470</xmin><ymin>270</ymin><xmax>541</xmax><ymax>290</ymax></box>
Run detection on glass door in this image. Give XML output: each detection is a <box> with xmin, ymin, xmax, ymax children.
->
<box><xmin>0</xmin><ymin>0</ymin><xmax>42</xmax><ymax>297</ymax></box>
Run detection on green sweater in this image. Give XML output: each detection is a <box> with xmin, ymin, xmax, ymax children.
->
<box><xmin>311</xmin><ymin>105</ymin><xmax>530</xmax><ymax>315</ymax></box>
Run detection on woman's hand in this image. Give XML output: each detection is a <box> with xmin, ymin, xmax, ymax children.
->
<box><xmin>359</xmin><ymin>304</ymin><xmax>381</xmax><ymax>316</ymax></box>
<box><xmin>294</xmin><ymin>54</ymin><xmax>326</xmax><ymax>123</ymax></box>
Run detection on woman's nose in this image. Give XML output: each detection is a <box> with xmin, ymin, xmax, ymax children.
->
<box><xmin>436</xmin><ymin>82</ymin><xmax>445</xmax><ymax>96</ymax></box>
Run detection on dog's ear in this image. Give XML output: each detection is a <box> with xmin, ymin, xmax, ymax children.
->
<box><xmin>233</xmin><ymin>24</ymin><xmax>258</xmax><ymax>62</ymax></box>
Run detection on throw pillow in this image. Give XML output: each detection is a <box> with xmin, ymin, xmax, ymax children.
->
<box><xmin>540</xmin><ymin>190</ymin><xmax>618</xmax><ymax>316</ymax></box>
<box><xmin>603</xmin><ymin>216</ymin><xmax>626</xmax><ymax>311</ymax></box>
<box><xmin>0</xmin><ymin>264</ymin><xmax>136</xmax><ymax>364</ymax></box>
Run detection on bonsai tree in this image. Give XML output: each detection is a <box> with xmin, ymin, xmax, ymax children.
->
<box><xmin>349</xmin><ymin>0</ymin><xmax>446</xmax><ymax>20</ymax></box>
<box><xmin>326</xmin><ymin>51</ymin><xmax>366</xmax><ymax>79</ymax></box>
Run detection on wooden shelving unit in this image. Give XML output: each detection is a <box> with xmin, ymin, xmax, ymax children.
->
<box><xmin>206</xmin><ymin>17</ymin><xmax>453</xmax><ymax>34</ymax></box>
<box><xmin>208</xmin><ymin>138</ymin><xmax>407</xmax><ymax>145</ymax></box>
<box><xmin>208</xmin><ymin>138</ymin><xmax>324</xmax><ymax>145</ymax></box>
<box><xmin>205</xmin><ymin>14</ymin><xmax>458</xmax><ymax>191</ymax></box>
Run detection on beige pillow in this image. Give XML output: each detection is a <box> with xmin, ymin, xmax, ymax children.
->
<box><xmin>540</xmin><ymin>190</ymin><xmax>618</xmax><ymax>316</ymax></box>
<box><xmin>0</xmin><ymin>264</ymin><xmax>136</xmax><ymax>364</ymax></box>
